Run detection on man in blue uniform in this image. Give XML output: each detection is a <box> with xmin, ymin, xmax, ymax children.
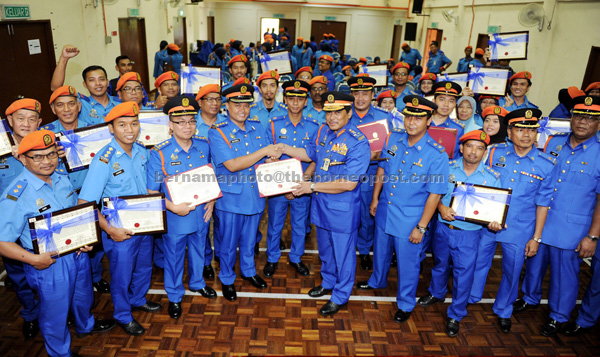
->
<box><xmin>347</xmin><ymin>75</ymin><xmax>394</xmax><ymax>270</ymax></box>
<box><xmin>155</xmin><ymin>43</ymin><xmax>184</xmax><ymax>77</ymax></box>
<box><xmin>400</xmin><ymin>43</ymin><xmax>422</xmax><ymax>71</ymax></box>
<box><xmin>221</xmin><ymin>55</ymin><xmax>249</xmax><ymax>93</ymax></box>
<box><xmin>263</xmin><ymin>80</ymin><xmax>319</xmax><ymax>277</ymax></box>
<box><xmin>249</xmin><ymin>70</ymin><xmax>287</xmax><ymax>129</ymax></box>
<box><xmin>115</xmin><ymin>72</ymin><xmax>150</xmax><ymax>109</ymax></box>
<box><xmin>426</xmin><ymin>41</ymin><xmax>452</xmax><ymax>74</ymax></box>
<box><xmin>456</xmin><ymin>46</ymin><xmax>475</xmax><ymax>73</ymax></box>
<box><xmin>357</xmin><ymin>95</ymin><xmax>448</xmax><ymax>323</ymax></box>
<box><xmin>429</xmin><ymin>81</ymin><xmax>465</xmax><ymax>159</ymax></box>
<box><xmin>208</xmin><ymin>84</ymin><xmax>282</xmax><ymax>301</ymax></box>
<box><xmin>0</xmin><ymin>130</ymin><xmax>115</xmax><ymax>357</ymax></box>
<box><xmin>281</xmin><ymin>91</ymin><xmax>370</xmax><ymax>316</ymax></box>
<box><xmin>317</xmin><ymin>55</ymin><xmax>336</xmax><ymax>91</ymax></box>
<box><xmin>499</xmin><ymin>71</ymin><xmax>538</xmax><ymax>111</ymax></box>
<box><xmin>108</xmin><ymin>55</ymin><xmax>133</xmax><ymax>97</ymax></box>
<box><xmin>390</xmin><ymin>62</ymin><xmax>415</xmax><ymax>111</ymax></box>
<box><xmin>78</xmin><ymin>102</ymin><xmax>161</xmax><ymax>336</ymax></box>
<box><xmin>303</xmin><ymin>76</ymin><xmax>328</xmax><ymax>125</ymax></box>
<box><xmin>150</xmin><ymin>71</ymin><xmax>180</xmax><ymax>110</ymax></box>
<box><xmin>147</xmin><ymin>96</ymin><xmax>217</xmax><ymax>319</ymax></box>
<box><xmin>468</xmin><ymin>108</ymin><xmax>556</xmax><ymax>334</ymax></box>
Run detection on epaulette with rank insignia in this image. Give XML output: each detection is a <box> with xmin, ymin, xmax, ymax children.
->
<box><xmin>42</xmin><ymin>123</ymin><xmax>55</xmax><ymax>131</ymax></box>
<box><xmin>347</xmin><ymin>128</ymin><xmax>365</xmax><ymax>141</ymax></box>
<box><xmin>449</xmin><ymin>117</ymin><xmax>465</xmax><ymax>129</ymax></box>
<box><xmin>97</xmin><ymin>145</ymin><xmax>115</xmax><ymax>164</ymax></box>
<box><xmin>135</xmin><ymin>140</ymin><xmax>146</xmax><ymax>148</ymax></box>
<box><xmin>538</xmin><ymin>151</ymin><xmax>557</xmax><ymax>165</ymax></box>
<box><xmin>550</xmin><ymin>132</ymin><xmax>569</xmax><ymax>137</ymax></box>
<box><xmin>153</xmin><ymin>139</ymin><xmax>171</xmax><ymax>150</ymax></box>
<box><xmin>278</xmin><ymin>102</ymin><xmax>288</xmax><ymax>109</ymax></box>
<box><xmin>54</xmin><ymin>166</ymin><xmax>68</xmax><ymax>175</ymax></box>
<box><xmin>488</xmin><ymin>142</ymin><xmax>508</xmax><ymax>150</ymax></box>
<box><xmin>449</xmin><ymin>160</ymin><xmax>457</xmax><ymax>165</ymax></box>
<box><xmin>391</xmin><ymin>128</ymin><xmax>405</xmax><ymax>133</ymax></box>
<box><xmin>247</xmin><ymin>116</ymin><xmax>261</xmax><ymax>123</ymax></box>
<box><xmin>373</xmin><ymin>105</ymin><xmax>387</xmax><ymax>113</ymax></box>
<box><xmin>6</xmin><ymin>180</ymin><xmax>27</xmax><ymax>201</ymax></box>
<box><xmin>194</xmin><ymin>135</ymin><xmax>208</xmax><ymax>142</ymax></box>
<box><xmin>427</xmin><ymin>139</ymin><xmax>446</xmax><ymax>153</ymax></box>
<box><xmin>305</xmin><ymin>117</ymin><xmax>319</xmax><ymax>126</ymax></box>
<box><xmin>271</xmin><ymin>116</ymin><xmax>285</xmax><ymax>122</ymax></box>
<box><xmin>212</xmin><ymin>121</ymin><xmax>228</xmax><ymax>129</ymax></box>
<box><xmin>249</xmin><ymin>103</ymin><xmax>258</xmax><ymax>108</ymax></box>
<box><xmin>484</xmin><ymin>165</ymin><xmax>501</xmax><ymax>179</ymax></box>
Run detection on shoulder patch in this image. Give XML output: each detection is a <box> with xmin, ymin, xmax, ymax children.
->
<box><xmin>278</xmin><ymin>102</ymin><xmax>288</xmax><ymax>109</ymax></box>
<box><xmin>484</xmin><ymin>165</ymin><xmax>501</xmax><ymax>179</ymax></box>
<box><xmin>391</xmin><ymin>128</ymin><xmax>406</xmax><ymax>133</ymax></box>
<box><xmin>6</xmin><ymin>180</ymin><xmax>28</xmax><ymax>201</ymax></box>
<box><xmin>488</xmin><ymin>142</ymin><xmax>507</xmax><ymax>150</ymax></box>
<box><xmin>212</xmin><ymin>121</ymin><xmax>228</xmax><ymax>128</ymax></box>
<box><xmin>347</xmin><ymin>128</ymin><xmax>365</xmax><ymax>141</ymax></box>
<box><xmin>538</xmin><ymin>151</ymin><xmax>557</xmax><ymax>165</ymax></box>
<box><xmin>247</xmin><ymin>116</ymin><xmax>261</xmax><ymax>123</ymax></box>
<box><xmin>550</xmin><ymin>132</ymin><xmax>569</xmax><ymax>137</ymax></box>
<box><xmin>450</xmin><ymin>117</ymin><xmax>465</xmax><ymax>129</ymax></box>
<box><xmin>427</xmin><ymin>139</ymin><xmax>445</xmax><ymax>153</ymax></box>
<box><xmin>135</xmin><ymin>140</ymin><xmax>145</xmax><ymax>148</ymax></box>
<box><xmin>373</xmin><ymin>105</ymin><xmax>387</xmax><ymax>113</ymax></box>
<box><xmin>154</xmin><ymin>139</ymin><xmax>171</xmax><ymax>150</ymax></box>
<box><xmin>194</xmin><ymin>135</ymin><xmax>208</xmax><ymax>142</ymax></box>
<box><xmin>42</xmin><ymin>123</ymin><xmax>55</xmax><ymax>131</ymax></box>
<box><xmin>249</xmin><ymin>103</ymin><xmax>258</xmax><ymax>108</ymax></box>
<box><xmin>271</xmin><ymin>116</ymin><xmax>285</xmax><ymax>122</ymax></box>
<box><xmin>97</xmin><ymin>145</ymin><xmax>115</xmax><ymax>164</ymax></box>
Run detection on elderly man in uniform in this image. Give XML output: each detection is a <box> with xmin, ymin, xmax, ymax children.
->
<box><xmin>151</xmin><ymin>71</ymin><xmax>180</xmax><ymax>110</ymax></box>
<box><xmin>0</xmin><ymin>130</ymin><xmax>115</xmax><ymax>357</ymax></box>
<box><xmin>250</xmin><ymin>70</ymin><xmax>287</xmax><ymax>130</ymax></box>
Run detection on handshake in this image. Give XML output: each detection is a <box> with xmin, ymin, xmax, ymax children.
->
<box><xmin>264</xmin><ymin>143</ymin><xmax>287</xmax><ymax>161</ymax></box>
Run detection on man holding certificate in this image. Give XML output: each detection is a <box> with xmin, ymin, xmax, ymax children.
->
<box><xmin>208</xmin><ymin>84</ymin><xmax>282</xmax><ymax>301</ymax></box>
<box><xmin>279</xmin><ymin>91</ymin><xmax>371</xmax><ymax>316</ymax></box>
<box><xmin>0</xmin><ymin>130</ymin><xmax>115</xmax><ymax>357</ymax></box>
<box><xmin>147</xmin><ymin>96</ymin><xmax>217</xmax><ymax>319</ymax></box>
<box><xmin>429</xmin><ymin>81</ymin><xmax>465</xmax><ymax>159</ymax></box>
<box><xmin>78</xmin><ymin>102</ymin><xmax>161</xmax><ymax>336</ymax></box>
<box><xmin>417</xmin><ymin>130</ymin><xmax>502</xmax><ymax>337</ymax></box>
<box><xmin>469</xmin><ymin>108</ymin><xmax>556</xmax><ymax>334</ymax></box>
<box><xmin>263</xmin><ymin>80</ymin><xmax>319</xmax><ymax>278</ymax></box>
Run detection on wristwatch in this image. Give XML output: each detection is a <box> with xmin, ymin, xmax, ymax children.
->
<box><xmin>416</xmin><ymin>225</ymin><xmax>428</xmax><ymax>234</ymax></box>
<box><xmin>310</xmin><ymin>183</ymin><xmax>316</xmax><ymax>192</ymax></box>
<box><xmin>587</xmin><ymin>234</ymin><xmax>599</xmax><ymax>242</ymax></box>
<box><xmin>531</xmin><ymin>237</ymin><xmax>542</xmax><ymax>243</ymax></box>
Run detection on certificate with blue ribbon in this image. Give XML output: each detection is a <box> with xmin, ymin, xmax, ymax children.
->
<box><xmin>449</xmin><ymin>182</ymin><xmax>511</xmax><ymax>226</ymax></box>
<box><xmin>259</xmin><ymin>50</ymin><xmax>292</xmax><ymax>75</ymax></box>
<box><xmin>28</xmin><ymin>201</ymin><xmax>101</xmax><ymax>257</ymax></box>
<box><xmin>0</xmin><ymin>118</ymin><xmax>16</xmax><ymax>158</ymax></box>
<box><xmin>180</xmin><ymin>65</ymin><xmax>222</xmax><ymax>95</ymax></box>
<box><xmin>56</xmin><ymin>123</ymin><xmax>114</xmax><ymax>172</ymax></box>
<box><xmin>358</xmin><ymin>64</ymin><xmax>388</xmax><ymax>87</ymax></box>
<box><xmin>138</xmin><ymin>110</ymin><xmax>170</xmax><ymax>147</ymax></box>
<box><xmin>487</xmin><ymin>31</ymin><xmax>529</xmax><ymax>61</ymax></box>
<box><xmin>102</xmin><ymin>193</ymin><xmax>167</xmax><ymax>235</ymax></box>
<box><xmin>466</xmin><ymin>67</ymin><xmax>510</xmax><ymax>96</ymax></box>
<box><xmin>536</xmin><ymin>117</ymin><xmax>571</xmax><ymax>149</ymax></box>
<box><xmin>440</xmin><ymin>72</ymin><xmax>469</xmax><ymax>91</ymax></box>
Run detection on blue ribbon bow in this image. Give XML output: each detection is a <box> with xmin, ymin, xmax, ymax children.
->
<box><xmin>488</xmin><ymin>33</ymin><xmax>529</xmax><ymax>61</ymax></box>
<box><xmin>451</xmin><ymin>183</ymin><xmax>510</xmax><ymax>220</ymax></box>
<box><xmin>34</xmin><ymin>210</ymin><xmax>98</xmax><ymax>254</ymax></box>
<box><xmin>60</xmin><ymin>128</ymin><xmax>113</xmax><ymax>167</ymax></box>
<box><xmin>467</xmin><ymin>67</ymin><xmax>509</xmax><ymax>93</ymax></box>
<box><xmin>537</xmin><ymin>117</ymin><xmax>571</xmax><ymax>144</ymax></box>
<box><xmin>103</xmin><ymin>197</ymin><xmax>166</xmax><ymax>228</ymax></box>
<box><xmin>259</xmin><ymin>52</ymin><xmax>289</xmax><ymax>71</ymax></box>
<box><xmin>181</xmin><ymin>64</ymin><xmax>221</xmax><ymax>94</ymax></box>
<box><xmin>440</xmin><ymin>73</ymin><xmax>469</xmax><ymax>84</ymax></box>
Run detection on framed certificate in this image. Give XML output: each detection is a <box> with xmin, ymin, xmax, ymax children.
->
<box><xmin>488</xmin><ymin>31</ymin><xmax>529</xmax><ymax>61</ymax></box>
<box><xmin>255</xmin><ymin>158</ymin><xmax>304</xmax><ymax>197</ymax></box>
<box><xmin>449</xmin><ymin>182</ymin><xmax>511</xmax><ymax>226</ymax></box>
<box><xmin>102</xmin><ymin>194</ymin><xmax>167</xmax><ymax>235</ymax></box>
<box><xmin>428</xmin><ymin>127</ymin><xmax>457</xmax><ymax>159</ymax></box>
<box><xmin>165</xmin><ymin>163</ymin><xmax>223</xmax><ymax>206</ymax></box>
<box><xmin>0</xmin><ymin>118</ymin><xmax>15</xmax><ymax>158</ymax></box>
<box><xmin>467</xmin><ymin>67</ymin><xmax>510</xmax><ymax>96</ymax></box>
<box><xmin>28</xmin><ymin>201</ymin><xmax>101</xmax><ymax>257</ymax></box>
<box><xmin>180</xmin><ymin>65</ymin><xmax>222</xmax><ymax>95</ymax></box>
<box><xmin>259</xmin><ymin>50</ymin><xmax>293</xmax><ymax>75</ymax></box>
<box><xmin>439</xmin><ymin>72</ymin><xmax>469</xmax><ymax>91</ymax></box>
<box><xmin>357</xmin><ymin>119</ymin><xmax>390</xmax><ymax>152</ymax></box>
<box><xmin>358</xmin><ymin>64</ymin><xmax>389</xmax><ymax>87</ymax></box>
<box><xmin>138</xmin><ymin>111</ymin><xmax>170</xmax><ymax>147</ymax></box>
<box><xmin>536</xmin><ymin>117</ymin><xmax>571</xmax><ymax>149</ymax></box>
<box><xmin>56</xmin><ymin>123</ymin><xmax>113</xmax><ymax>172</ymax></box>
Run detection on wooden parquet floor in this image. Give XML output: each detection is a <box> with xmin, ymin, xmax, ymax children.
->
<box><xmin>0</xmin><ymin>215</ymin><xmax>599</xmax><ymax>356</ymax></box>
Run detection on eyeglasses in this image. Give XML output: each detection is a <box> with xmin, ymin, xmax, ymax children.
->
<box><xmin>121</xmin><ymin>86</ymin><xmax>143</xmax><ymax>93</ymax></box>
<box><xmin>171</xmin><ymin>119</ymin><xmax>197</xmax><ymax>126</ymax></box>
<box><xmin>572</xmin><ymin>114</ymin><xmax>599</xmax><ymax>124</ymax></box>
<box><xmin>311</xmin><ymin>87</ymin><xmax>326</xmax><ymax>92</ymax></box>
<box><xmin>25</xmin><ymin>151</ymin><xmax>58</xmax><ymax>162</ymax></box>
<box><xmin>200</xmin><ymin>97</ymin><xmax>222</xmax><ymax>104</ymax></box>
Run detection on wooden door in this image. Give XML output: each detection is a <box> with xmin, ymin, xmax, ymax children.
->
<box><xmin>279</xmin><ymin>18</ymin><xmax>296</xmax><ymax>44</ymax></box>
<box><xmin>310</xmin><ymin>20</ymin><xmax>347</xmax><ymax>55</ymax></box>
<box><xmin>476</xmin><ymin>33</ymin><xmax>489</xmax><ymax>53</ymax></box>
<box><xmin>390</xmin><ymin>25</ymin><xmax>403</xmax><ymax>61</ymax></box>
<box><xmin>0</xmin><ymin>21</ymin><xmax>56</xmax><ymax>124</ymax></box>
<box><xmin>582</xmin><ymin>46</ymin><xmax>600</xmax><ymax>89</ymax></box>
<box><xmin>118</xmin><ymin>18</ymin><xmax>149</xmax><ymax>91</ymax></box>
<box><xmin>207</xmin><ymin>16</ymin><xmax>215</xmax><ymax>43</ymax></box>
<box><xmin>422</xmin><ymin>28</ymin><xmax>443</xmax><ymax>74</ymax></box>
<box><xmin>173</xmin><ymin>17</ymin><xmax>188</xmax><ymax>64</ymax></box>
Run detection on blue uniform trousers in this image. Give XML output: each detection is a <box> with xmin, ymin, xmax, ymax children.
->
<box><xmin>492</xmin><ymin>241</ymin><xmax>527</xmax><ymax>318</ymax></box>
<box><xmin>521</xmin><ymin>242</ymin><xmax>550</xmax><ymax>305</ymax></box>
<box><xmin>88</xmin><ymin>245</ymin><xmax>105</xmax><ymax>283</ymax></box>
<box><xmin>367</xmin><ymin>224</ymin><xmax>395</xmax><ymax>289</ymax></box>
<box><xmin>469</xmin><ymin>230</ymin><xmax>497</xmax><ymax>303</ymax></box>
<box><xmin>548</xmin><ymin>246</ymin><xmax>582</xmax><ymax>322</ymax></box>
<box><xmin>3</xmin><ymin>257</ymin><xmax>39</xmax><ymax>321</ymax></box>
<box><xmin>577</xmin><ymin>245</ymin><xmax>600</xmax><ymax>328</ymax></box>
<box><xmin>164</xmin><ymin>229</ymin><xmax>208</xmax><ymax>302</ymax></box>
<box><xmin>204</xmin><ymin>213</ymin><xmax>221</xmax><ymax>265</ymax></box>
<box><xmin>316</xmin><ymin>227</ymin><xmax>357</xmax><ymax>305</ymax></box>
<box><xmin>429</xmin><ymin>223</ymin><xmax>480</xmax><ymax>321</ymax></box>
<box><xmin>153</xmin><ymin>235</ymin><xmax>164</xmax><ymax>269</ymax></box>
<box><xmin>420</xmin><ymin>217</ymin><xmax>437</xmax><ymax>262</ymax></box>
<box><xmin>216</xmin><ymin>209</ymin><xmax>261</xmax><ymax>285</ymax></box>
<box><xmin>357</xmin><ymin>188</ymin><xmax>375</xmax><ymax>255</ymax></box>
<box><xmin>23</xmin><ymin>253</ymin><xmax>94</xmax><ymax>357</ymax></box>
<box><xmin>266</xmin><ymin>194</ymin><xmax>310</xmax><ymax>264</ymax></box>
<box><xmin>102</xmin><ymin>233</ymin><xmax>153</xmax><ymax>324</ymax></box>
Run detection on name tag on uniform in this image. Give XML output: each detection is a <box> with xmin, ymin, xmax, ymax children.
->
<box><xmin>0</xmin><ymin>164</ymin><xmax>9</xmax><ymax>169</ymax></box>
<box><xmin>170</xmin><ymin>161</ymin><xmax>181</xmax><ymax>166</ymax></box>
<box><xmin>386</xmin><ymin>150</ymin><xmax>396</xmax><ymax>157</ymax></box>
<box><xmin>278</xmin><ymin>135</ymin><xmax>288</xmax><ymax>139</ymax></box>
<box><xmin>550</xmin><ymin>151</ymin><xmax>559</xmax><ymax>157</ymax></box>
<box><xmin>38</xmin><ymin>204</ymin><xmax>51</xmax><ymax>213</ymax></box>
<box><xmin>494</xmin><ymin>163</ymin><xmax>506</xmax><ymax>168</ymax></box>
<box><xmin>230</xmin><ymin>139</ymin><xmax>241</xmax><ymax>144</ymax></box>
<box><xmin>319</xmin><ymin>141</ymin><xmax>326</xmax><ymax>147</ymax></box>
<box><xmin>112</xmin><ymin>169</ymin><xmax>125</xmax><ymax>177</ymax></box>
<box><xmin>321</xmin><ymin>158</ymin><xmax>330</xmax><ymax>172</ymax></box>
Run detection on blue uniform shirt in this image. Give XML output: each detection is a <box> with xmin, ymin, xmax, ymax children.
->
<box><xmin>322</xmin><ymin>70</ymin><xmax>336</xmax><ymax>91</ymax></box>
<box><xmin>305</xmin><ymin>123</ymin><xmax>371</xmax><ymax>233</ymax></box>
<box><xmin>78</xmin><ymin>138</ymin><xmax>149</xmax><ymax>203</ymax></box>
<box><xmin>395</xmin><ymin>86</ymin><xmax>416</xmax><ymax>112</ymax></box>
<box><xmin>456</xmin><ymin>57</ymin><xmax>475</xmax><ymax>73</ymax></box>
<box><xmin>375</xmin><ymin>129</ymin><xmax>449</xmax><ymax>238</ymax></box>
<box><xmin>0</xmin><ymin>169</ymin><xmax>75</xmax><ymax>250</ymax></box>
<box><xmin>438</xmin><ymin>158</ymin><xmax>501</xmax><ymax>230</ymax></box>
<box><xmin>499</xmin><ymin>95</ymin><xmax>538</xmax><ymax>111</ymax></box>
<box><xmin>249</xmin><ymin>100</ymin><xmax>287</xmax><ymax>130</ymax></box>
<box><xmin>267</xmin><ymin>115</ymin><xmax>320</xmax><ymax>171</ymax></box>
<box><xmin>79</xmin><ymin>94</ymin><xmax>118</xmax><ymax>124</ymax></box>
<box><xmin>301</xmin><ymin>48</ymin><xmax>313</xmax><ymax>68</ymax></box>
<box><xmin>208</xmin><ymin>117</ymin><xmax>270</xmax><ymax>215</ymax></box>
<box><xmin>431</xmin><ymin>116</ymin><xmax>465</xmax><ymax>159</ymax></box>
<box><xmin>400</xmin><ymin>48</ymin><xmax>422</xmax><ymax>68</ymax></box>
<box><xmin>303</xmin><ymin>105</ymin><xmax>326</xmax><ymax>126</ymax></box>
<box><xmin>0</xmin><ymin>155</ymin><xmax>24</xmax><ymax>192</ymax></box>
<box><xmin>427</xmin><ymin>52</ymin><xmax>452</xmax><ymax>74</ymax></box>
<box><xmin>542</xmin><ymin>133</ymin><xmax>600</xmax><ymax>249</ymax></box>
<box><xmin>155</xmin><ymin>50</ymin><xmax>184</xmax><ymax>76</ymax></box>
<box><xmin>195</xmin><ymin>113</ymin><xmax>227</xmax><ymax>138</ymax></box>
<box><xmin>147</xmin><ymin>136</ymin><xmax>211</xmax><ymax>235</ymax></box>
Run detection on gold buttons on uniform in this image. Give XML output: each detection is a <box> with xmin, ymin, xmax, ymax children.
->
<box><xmin>566</xmin><ymin>161</ymin><xmax>570</xmax><ymax>164</ymax></box>
<box><xmin>510</xmin><ymin>178</ymin><xmax>514</xmax><ymax>182</ymax></box>
<box><xmin>513</xmin><ymin>170</ymin><xmax>517</xmax><ymax>173</ymax></box>
<box><xmin>392</xmin><ymin>185</ymin><xmax>396</xmax><ymax>188</ymax></box>
<box><xmin>558</xmin><ymin>179</ymin><xmax>562</xmax><ymax>182</ymax></box>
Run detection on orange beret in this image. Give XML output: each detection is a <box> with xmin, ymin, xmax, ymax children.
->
<box><xmin>267</xmin><ymin>38</ymin><xmax>274</xmax><ymax>44</ymax></box>
<box><xmin>391</xmin><ymin>62</ymin><xmax>411</xmax><ymax>75</ymax></box>
<box><xmin>105</xmin><ymin>102</ymin><xmax>140</xmax><ymax>123</ymax></box>
<box><xmin>329</xmin><ymin>33</ymin><xmax>334</xmax><ymax>37</ymax></box>
<box><xmin>377</xmin><ymin>90</ymin><xmax>397</xmax><ymax>101</ymax></box>
<box><xmin>49</xmin><ymin>85</ymin><xmax>78</xmax><ymax>105</ymax></box>
<box><xmin>195</xmin><ymin>84</ymin><xmax>221</xmax><ymax>101</ymax></box>
<box><xmin>225</xmin><ymin>43</ymin><xmax>231</xmax><ymax>48</ymax></box>
<box><xmin>257</xmin><ymin>70</ymin><xmax>280</xmax><ymax>86</ymax></box>
<box><xmin>233</xmin><ymin>77</ymin><xmax>251</xmax><ymax>86</ymax></box>
<box><xmin>481</xmin><ymin>106</ymin><xmax>509</xmax><ymax>118</ymax></box>
<box><xmin>567</xmin><ymin>86</ymin><xmax>585</xmax><ymax>99</ymax></box>
<box><xmin>295</xmin><ymin>66</ymin><xmax>312</xmax><ymax>78</ymax></box>
<box><xmin>303</xmin><ymin>39</ymin><xmax>310</xmax><ymax>43</ymax></box>
<box><xmin>229</xmin><ymin>38</ymin><xmax>235</xmax><ymax>43</ymax></box>
<box><xmin>309</xmin><ymin>76</ymin><xmax>327</xmax><ymax>86</ymax></box>
<box><xmin>227</xmin><ymin>54</ymin><xmax>248</xmax><ymax>67</ymax></box>
<box><xmin>319</xmin><ymin>55</ymin><xmax>333</xmax><ymax>63</ymax></box>
<box><xmin>419</xmin><ymin>73</ymin><xmax>437</xmax><ymax>82</ymax></box>
<box><xmin>475</xmin><ymin>48</ymin><xmax>484</xmax><ymax>56</ymax></box>
<box><xmin>154</xmin><ymin>71</ymin><xmax>179</xmax><ymax>89</ymax></box>
<box><xmin>509</xmin><ymin>71</ymin><xmax>532</xmax><ymax>84</ymax></box>
<box><xmin>116</xmin><ymin>72</ymin><xmax>142</xmax><ymax>92</ymax></box>
<box><xmin>359</xmin><ymin>57</ymin><xmax>368</xmax><ymax>64</ymax></box>
<box><xmin>322</xmin><ymin>33</ymin><xmax>328</xmax><ymax>37</ymax></box>
<box><xmin>167</xmin><ymin>43</ymin><xmax>180</xmax><ymax>51</ymax></box>
<box><xmin>297</xmin><ymin>37</ymin><xmax>304</xmax><ymax>42</ymax></box>
<box><xmin>6</xmin><ymin>98</ymin><xmax>41</xmax><ymax>117</ymax></box>
<box><xmin>18</xmin><ymin>130</ymin><xmax>55</xmax><ymax>155</ymax></box>
<box><xmin>465</xmin><ymin>45</ymin><xmax>473</xmax><ymax>50</ymax></box>
<box><xmin>342</xmin><ymin>65</ymin><xmax>351</xmax><ymax>72</ymax></box>
<box><xmin>264</xmin><ymin>34</ymin><xmax>272</xmax><ymax>39</ymax></box>
<box><xmin>401</xmin><ymin>43</ymin><xmax>409</xmax><ymax>48</ymax></box>
<box><xmin>585</xmin><ymin>82</ymin><xmax>600</xmax><ymax>93</ymax></box>
<box><xmin>460</xmin><ymin>130</ymin><xmax>490</xmax><ymax>145</ymax></box>
<box><xmin>279</xmin><ymin>28</ymin><xmax>284</xmax><ymax>32</ymax></box>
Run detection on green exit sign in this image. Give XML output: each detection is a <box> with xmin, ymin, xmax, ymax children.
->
<box><xmin>128</xmin><ymin>8</ymin><xmax>139</xmax><ymax>17</ymax></box>
<box><xmin>325</xmin><ymin>16</ymin><xmax>336</xmax><ymax>21</ymax></box>
<box><xmin>1</xmin><ymin>5</ymin><xmax>30</xmax><ymax>20</ymax></box>
<box><xmin>273</xmin><ymin>13</ymin><xmax>284</xmax><ymax>19</ymax></box>
<box><xmin>431</xmin><ymin>22</ymin><xmax>438</xmax><ymax>28</ymax></box>
<box><xmin>487</xmin><ymin>25</ymin><xmax>501</xmax><ymax>33</ymax></box>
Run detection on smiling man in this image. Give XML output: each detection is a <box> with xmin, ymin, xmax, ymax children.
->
<box><xmin>500</xmin><ymin>71</ymin><xmax>538</xmax><ymax>111</ymax></box>
<box><xmin>151</xmin><ymin>71</ymin><xmax>180</xmax><ymax>110</ymax></box>
<box><xmin>430</xmin><ymin>81</ymin><xmax>465</xmax><ymax>159</ymax></box>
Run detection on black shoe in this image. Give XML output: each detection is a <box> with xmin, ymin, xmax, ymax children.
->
<box><xmin>319</xmin><ymin>300</ymin><xmax>343</xmax><ymax>316</ymax></box>
<box><xmin>359</xmin><ymin>254</ymin><xmax>372</xmax><ymax>271</ymax></box>
<box><xmin>499</xmin><ymin>318</ymin><xmax>512</xmax><ymax>333</ymax></box>
<box><xmin>562</xmin><ymin>322</ymin><xmax>586</xmax><ymax>336</ymax></box>
<box><xmin>222</xmin><ymin>284</ymin><xmax>237</xmax><ymax>301</ymax></box>
<box><xmin>254</xmin><ymin>243</ymin><xmax>260</xmax><ymax>255</ymax></box>
<box><xmin>263</xmin><ymin>262</ymin><xmax>277</xmax><ymax>277</ymax></box>
<box><xmin>279</xmin><ymin>239</ymin><xmax>286</xmax><ymax>250</ymax></box>
<box><xmin>308</xmin><ymin>285</ymin><xmax>332</xmax><ymax>298</ymax></box>
<box><xmin>446</xmin><ymin>318</ymin><xmax>459</xmax><ymax>337</ymax></box>
<box><xmin>394</xmin><ymin>309</ymin><xmax>412</xmax><ymax>323</ymax></box>
<box><xmin>356</xmin><ymin>281</ymin><xmax>374</xmax><ymax>290</ymax></box>
<box><xmin>191</xmin><ymin>286</ymin><xmax>217</xmax><ymax>299</ymax></box>
<box><xmin>513</xmin><ymin>299</ymin><xmax>538</xmax><ymax>313</ymax></box>
<box><xmin>22</xmin><ymin>319</ymin><xmax>39</xmax><ymax>340</ymax></box>
<box><xmin>4</xmin><ymin>275</ymin><xmax>14</xmax><ymax>289</ymax></box>
<box><xmin>289</xmin><ymin>262</ymin><xmax>310</xmax><ymax>276</ymax></box>
<box><xmin>390</xmin><ymin>251</ymin><xmax>397</xmax><ymax>267</ymax></box>
<box><xmin>243</xmin><ymin>275</ymin><xmax>268</xmax><ymax>289</ymax></box>
<box><xmin>132</xmin><ymin>301</ymin><xmax>162</xmax><ymax>313</ymax></box>
<box><xmin>418</xmin><ymin>294</ymin><xmax>444</xmax><ymax>307</ymax></box>
<box><xmin>541</xmin><ymin>319</ymin><xmax>563</xmax><ymax>337</ymax></box>
<box><xmin>118</xmin><ymin>320</ymin><xmax>145</xmax><ymax>336</ymax></box>
<box><xmin>76</xmin><ymin>318</ymin><xmax>117</xmax><ymax>337</ymax></box>
<box><xmin>67</xmin><ymin>314</ymin><xmax>75</xmax><ymax>327</ymax></box>
<box><xmin>168</xmin><ymin>302</ymin><xmax>182</xmax><ymax>319</ymax></box>
<box><xmin>203</xmin><ymin>265</ymin><xmax>215</xmax><ymax>280</ymax></box>
<box><xmin>93</xmin><ymin>279</ymin><xmax>110</xmax><ymax>294</ymax></box>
